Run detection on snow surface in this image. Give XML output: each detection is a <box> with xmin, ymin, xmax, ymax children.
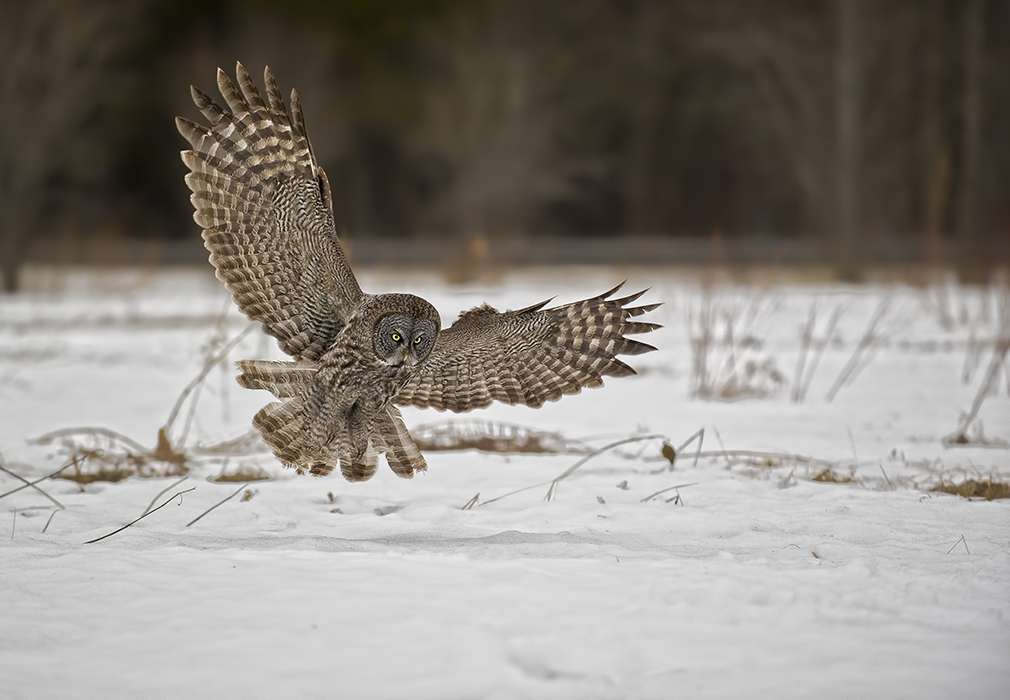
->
<box><xmin>1</xmin><ymin>266</ymin><xmax>1008</xmax><ymax>700</ymax></box>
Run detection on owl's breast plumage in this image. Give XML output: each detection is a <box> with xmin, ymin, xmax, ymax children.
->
<box><xmin>315</xmin><ymin>319</ymin><xmax>411</xmax><ymax>407</ymax></box>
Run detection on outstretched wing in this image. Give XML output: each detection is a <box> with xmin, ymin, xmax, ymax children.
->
<box><xmin>395</xmin><ymin>284</ymin><xmax>660</xmax><ymax>412</ymax></box>
<box><xmin>176</xmin><ymin>63</ymin><xmax>363</xmax><ymax>361</ymax></box>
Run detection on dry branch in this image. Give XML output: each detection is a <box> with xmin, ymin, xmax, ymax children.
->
<box><xmin>163</xmin><ymin>324</ymin><xmax>255</xmax><ymax>439</ymax></box>
<box><xmin>640</xmin><ymin>482</ymin><xmax>699</xmax><ymax>503</ymax></box>
<box><xmin>826</xmin><ymin>296</ymin><xmax>893</xmax><ymax>402</ymax></box>
<box><xmin>480</xmin><ymin>433</ymin><xmax>669</xmax><ymax>507</ymax></box>
<box><xmin>31</xmin><ymin>427</ymin><xmax>148</xmax><ymax>454</ymax></box>
<box><xmin>792</xmin><ymin>302</ymin><xmax>842</xmax><ymax>403</ymax></box>
<box><xmin>689</xmin><ymin>288</ymin><xmax>783</xmax><ymax>401</ymax></box>
<box><xmin>946</xmin><ymin>535</ymin><xmax>970</xmax><ymax>554</ymax></box>
<box><xmin>186</xmin><ymin>483</ymin><xmax>248</xmax><ymax>528</ymax></box>
<box><xmin>791</xmin><ymin>299</ymin><xmax>818</xmax><ymax>402</ymax></box>
<box><xmin>140</xmin><ymin>476</ymin><xmax>190</xmax><ymax>517</ymax></box>
<box><xmin>544</xmin><ymin>434</ymin><xmax>668</xmax><ymax>501</ymax></box>
<box><xmin>84</xmin><ymin>487</ymin><xmax>196</xmax><ymax>544</ymax></box>
<box><xmin>0</xmin><ymin>457</ymin><xmax>79</xmax><ymax>508</ymax></box>
<box><xmin>943</xmin><ymin>336</ymin><xmax>1010</xmax><ymax>447</ymax></box>
<box><xmin>42</xmin><ymin>509</ymin><xmax>59</xmax><ymax>533</ymax></box>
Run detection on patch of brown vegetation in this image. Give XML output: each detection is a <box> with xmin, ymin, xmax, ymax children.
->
<box><xmin>930</xmin><ymin>478</ymin><xmax>1010</xmax><ymax>500</ymax></box>
<box><xmin>209</xmin><ymin>463</ymin><xmax>271</xmax><ymax>483</ymax></box>
<box><xmin>411</xmin><ymin>420</ymin><xmax>592</xmax><ymax>455</ymax></box>
<box><xmin>41</xmin><ymin>428</ymin><xmax>189</xmax><ymax>484</ymax></box>
<box><xmin>811</xmin><ymin>468</ymin><xmax>855</xmax><ymax>484</ymax></box>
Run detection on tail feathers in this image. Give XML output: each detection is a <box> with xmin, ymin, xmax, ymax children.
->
<box><xmin>251</xmin><ymin>397</ymin><xmax>417</xmax><ymax>482</ymax></box>
<box><xmin>375</xmin><ymin>406</ymin><xmax>427</xmax><ymax>478</ymax></box>
<box><xmin>339</xmin><ymin>441</ymin><xmax>378</xmax><ymax>482</ymax></box>
<box><xmin>237</xmin><ymin>359</ymin><xmax>317</xmax><ymax>399</ymax></box>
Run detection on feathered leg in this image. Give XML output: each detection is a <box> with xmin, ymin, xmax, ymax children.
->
<box><xmin>339</xmin><ymin>402</ymin><xmax>379</xmax><ymax>482</ymax></box>
<box><xmin>375</xmin><ymin>405</ymin><xmax>427</xmax><ymax>478</ymax></box>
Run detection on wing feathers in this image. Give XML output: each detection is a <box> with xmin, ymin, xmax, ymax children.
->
<box><xmin>235</xmin><ymin>62</ymin><xmax>266</xmax><ymax>111</ymax></box>
<box><xmin>263</xmin><ymin>67</ymin><xmax>287</xmax><ymax>114</ymax></box>
<box><xmin>177</xmin><ymin>63</ymin><xmax>364</xmax><ymax>361</ymax></box>
<box><xmin>396</xmin><ymin>286</ymin><xmax>660</xmax><ymax>412</ymax></box>
<box><xmin>290</xmin><ymin>89</ymin><xmax>308</xmax><ymax>143</ymax></box>
<box><xmin>216</xmin><ymin>67</ymin><xmax>247</xmax><ymax>115</ymax></box>
<box><xmin>236</xmin><ymin>359</ymin><xmax>316</xmax><ymax>398</ymax></box>
<box><xmin>628</xmin><ymin>302</ymin><xmax>662</xmax><ymax>316</ymax></box>
<box><xmin>190</xmin><ymin>86</ymin><xmax>228</xmax><ymax>125</ymax></box>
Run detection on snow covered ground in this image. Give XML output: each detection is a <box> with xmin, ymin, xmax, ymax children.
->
<box><xmin>1</xmin><ymin>266</ymin><xmax>1008</xmax><ymax>699</ymax></box>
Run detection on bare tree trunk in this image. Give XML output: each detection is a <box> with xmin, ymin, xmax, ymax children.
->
<box><xmin>0</xmin><ymin>206</ymin><xmax>31</xmax><ymax>292</ymax></box>
<box><xmin>921</xmin><ymin>0</ymin><xmax>947</xmax><ymax>272</ymax></box>
<box><xmin>1</xmin><ymin>253</ymin><xmax>22</xmax><ymax>293</ymax></box>
<box><xmin>0</xmin><ymin>1</ymin><xmax>131</xmax><ymax>293</ymax></box>
<box><xmin>957</xmin><ymin>0</ymin><xmax>986</xmax><ymax>282</ymax></box>
<box><xmin>835</xmin><ymin>0</ymin><xmax>862</xmax><ymax>281</ymax></box>
<box><xmin>622</xmin><ymin>4</ymin><xmax>663</xmax><ymax>235</ymax></box>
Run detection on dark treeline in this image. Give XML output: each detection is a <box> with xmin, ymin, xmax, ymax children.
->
<box><xmin>1</xmin><ymin>0</ymin><xmax>1007</xmax><ymax>289</ymax></box>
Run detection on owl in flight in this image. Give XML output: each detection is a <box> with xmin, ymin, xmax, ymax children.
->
<box><xmin>176</xmin><ymin>64</ymin><xmax>660</xmax><ymax>482</ymax></box>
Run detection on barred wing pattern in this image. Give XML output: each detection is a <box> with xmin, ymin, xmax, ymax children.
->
<box><xmin>395</xmin><ymin>284</ymin><xmax>660</xmax><ymax>412</ymax></box>
<box><xmin>176</xmin><ymin>63</ymin><xmax>363</xmax><ymax>361</ymax></box>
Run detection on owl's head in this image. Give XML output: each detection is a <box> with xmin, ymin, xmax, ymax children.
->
<box><xmin>371</xmin><ymin>294</ymin><xmax>440</xmax><ymax>367</ymax></box>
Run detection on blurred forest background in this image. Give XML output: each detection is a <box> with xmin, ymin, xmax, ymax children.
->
<box><xmin>1</xmin><ymin>0</ymin><xmax>1008</xmax><ymax>291</ymax></box>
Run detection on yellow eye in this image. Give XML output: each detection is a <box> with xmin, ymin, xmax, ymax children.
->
<box><xmin>391</xmin><ymin>333</ymin><xmax>401</xmax><ymax>342</ymax></box>
<box><xmin>413</xmin><ymin>336</ymin><xmax>423</xmax><ymax>344</ymax></box>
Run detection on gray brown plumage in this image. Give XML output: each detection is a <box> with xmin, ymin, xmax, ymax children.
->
<box><xmin>177</xmin><ymin>63</ymin><xmax>661</xmax><ymax>482</ymax></box>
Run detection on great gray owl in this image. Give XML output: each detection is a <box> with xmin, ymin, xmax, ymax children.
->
<box><xmin>176</xmin><ymin>63</ymin><xmax>660</xmax><ymax>481</ymax></box>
